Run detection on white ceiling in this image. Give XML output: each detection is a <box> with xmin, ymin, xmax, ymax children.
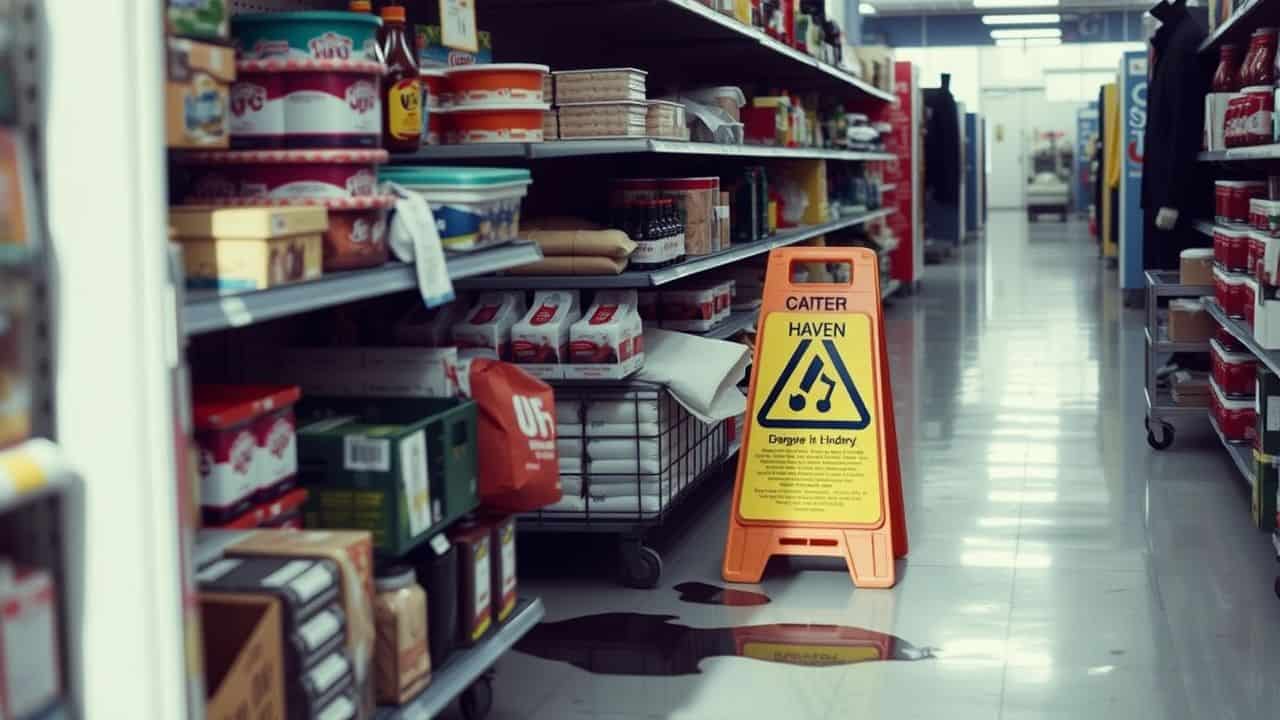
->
<box><xmin>866</xmin><ymin>0</ymin><xmax>1161</xmax><ymax>15</ymax></box>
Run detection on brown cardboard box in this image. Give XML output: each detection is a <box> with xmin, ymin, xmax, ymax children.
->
<box><xmin>1180</xmin><ymin>248</ymin><xmax>1214</xmax><ymax>286</ymax></box>
<box><xmin>166</xmin><ymin>37</ymin><xmax>234</xmax><ymax>149</ymax></box>
<box><xmin>201</xmin><ymin>593</ymin><xmax>286</xmax><ymax>720</ymax></box>
<box><xmin>226</xmin><ymin>530</ymin><xmax>376</xmax><ymax>719</ymax></box>
<box><xmin>1168</xmin><ymin>299</ymin><xmax>1214</xmax><ymax>342</ymax></box>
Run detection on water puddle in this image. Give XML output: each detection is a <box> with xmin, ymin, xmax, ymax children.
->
<box><xmin>515</xmin><ymin>612</ymin><xmax>935</xmax><ymax>675</ymax></box>
<box><xmin>673</xmin><ymin>581</ymin><xmax>771</xmax><ymax>607</ymax></box>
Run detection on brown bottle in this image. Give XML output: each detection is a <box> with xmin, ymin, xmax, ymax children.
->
<box><xmin>379</xmin><ymin>5</ymin><xmax>421</xmax><ymax>152</ymax></box>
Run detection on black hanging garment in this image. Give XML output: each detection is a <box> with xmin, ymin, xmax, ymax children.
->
<box><xmin>924</xmin><ymin>76</ymin><xmax>961</xmax><ymax>205</ymax></box>
<box><xmin>1141</xmin><ymin>0</ymin><xmax>1208</xmax><ymax>270</ymax></box>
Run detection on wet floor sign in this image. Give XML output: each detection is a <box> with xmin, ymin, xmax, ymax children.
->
<box><xmin>723</xmin><ymin>247</ymin><xmax>907</xmax><ymax>588</ymax></box>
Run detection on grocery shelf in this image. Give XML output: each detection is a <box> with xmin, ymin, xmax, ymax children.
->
<box><xmin>1198</xmin><ymin>150</ymin><xmax>1231</xmax><ymax>162</ymax></box>
<box><xmin>183</xmin><ymin>242</ymin><xmax>543</xmax><ymax>336</ymax></box>
<box><xmin>391</xmin><ymin>139</ymin><xmax>895</xmax><ymax>163</ymax></box>
<box><xmin>1200</xmin><ymin>0</ymin><xmax>1273</xmax><ymax>53</ymax></box>
<box><xmin>1193</xmin><ymin>219</ymin><xmax>1216</xmax><ymax>237</ymax></box>
<box><xmin>1204</xmin><ymin>298</ymin><xmax>1280</xmax><ymax>376</ymax></box>
<box><xmin>1208</xmin><ymin>412</ymin><xmax>1256</xmax><ymax>489</ymax></box>
<box><xmin>1145</xmin><ymin>324</ymin><xmax>1210</xmax><ymax>354</ymax></box>
<box><xmin>1197</xmin><ymin>144</ymin><xmax>1280</xmax><ymax>162</ymax></box>
<box><xmin>702</xmin><ymin>309</ymin><xmax>758</xmax><ymax>340</ymax></box>
<box><xmin>457</xmin><ymin>208</ymin><xmax>894</xmax><ymax>290</ymax></box>
<box><xmin>374</xmin><ymin>597</ymin><xmax>545</xmax><ymax>720</ymax></box>
<box><xmin>882</xmin><ymin>278</ymin><xmax>902</xmax><ymax>301</ymax></box>
<box><xmin>0</xmin><ymin>439</ymin><xmax>74</xmax><ymax>517</ymax></box>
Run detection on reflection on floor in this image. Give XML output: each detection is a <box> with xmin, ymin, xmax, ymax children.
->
<box><xmin>672</xmin><ymin>582</ymin><xmax>771</xmax><ymax>607</ymax></box>
<box><xmin>442</xmin><ymin>213</ymin><xmax>1280</xmax><ymax>720</ymax></box>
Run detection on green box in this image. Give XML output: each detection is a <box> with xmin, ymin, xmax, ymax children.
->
<box><xmin>297</xmin><ymin>397</ymin><xmax>478</xmax><ymax>557</ymax></box>
<box><xmin>167</xmin><ymin>0</ymin><xmax>230</xmax><ymax>41</ymax></box>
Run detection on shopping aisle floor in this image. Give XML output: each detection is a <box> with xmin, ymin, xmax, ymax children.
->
<box><xmin>465</xmin><ymin>210</ymin><xmax>1280</xmax><ymax>720</ymax></box>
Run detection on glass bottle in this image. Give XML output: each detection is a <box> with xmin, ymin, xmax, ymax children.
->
<box><xmin>379</xmin><ymin>5</ymin><xmax>422</xmax><ymax>152</ymax></box>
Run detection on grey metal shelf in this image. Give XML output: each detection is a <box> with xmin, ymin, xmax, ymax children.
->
<box><xmin>1200</xmin><ymin>0</ymin><xmax>1269</xmax><ymax>53</ymax></box>
<box><xmin>701</xmin><ymin>309</ymin><xmax>758</xmax><ymax>340</ymax></box>
<box><xmin>1145</xmin><ymin>325</ymin><xmax>1210</xmax><ymax>354</ymax></box>
<box><xmin>183</xmin><ymin>242</ymin><xmax>543</xmax><ymax>336</ymax></box>
<box><xmin>1204</xmin><ymin>298</ymin><xmax>1280</xmax><ymax>377</ymax></box>
<box><xmin>1198</xmin><ymin>150</ymin><xmax>1231</xmax><ymax>162</ymax></box>
<box><xmin>1193</xmin><ymin>220</ymin><xmax>1216</xmax><ymax>237</ymax></box>
<box><xmin>374</xmin><ymin>597</ymin><xmax>545</xmax><ymax>720</ymax></box>
<box><xmin>391</xmin><ymin>139</ymin><xmax>896</xmax><ymax>164</ymax></box>
<box><xmin>457</xmin><ymin>208</ymin><xmax>894</xmax><ymax>290</ymax></box>
<box><xmin>1144</xmin><ymin>270</ymin><xmax>1213</xmax><ymax>299</ymax></box>
<box><xmin>1197</xmin><ymin>145</ymin><xmax>1280</xmax><ymax>162</ymax></box>
<box><xmin>1208</xmin><ymin>411</ymin><xmax>1256</xmax><ymax>489</ymax></box>
<box><xmin>1144</xmin><ymin>386</ymin><xmax>1209</xmax><ymax>420</ymax></box>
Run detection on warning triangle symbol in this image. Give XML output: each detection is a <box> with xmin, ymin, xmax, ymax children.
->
<box><xmin>757</xmin><ymin>339</ymin><xmax>872</xmax><ymax>431</ymax></box>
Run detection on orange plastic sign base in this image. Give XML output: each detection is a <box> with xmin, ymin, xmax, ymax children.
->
<box><xmin>723</xmin><ymin>247</ymin><xmax>907</xmax><ymax>588</ymax></box>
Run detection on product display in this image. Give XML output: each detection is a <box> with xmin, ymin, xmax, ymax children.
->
<box><xmin>167</xmin><ymin>37</ymin><xmax>235</xmax><ymax>149</ymax></box>
<box><xmin>170</xmin><ymin>206</ymin><xmax>327</xmax><ymax>290</ymax></box>
<box><xmin>378</xmin><ymin>165</ymin><xmax>531</xmax><ymax>252</ymax></box>
<box><xmin>512</xmin><ymin>290</ymin><xmax>582</xmax><ymax>378</ymax></box>
<box><xmin>232</xmin><ymin>58</ymin><xmax>383</xmax><ymax>150</ymax></box>
<box><xmin>378</xmin><ymin>5</ymin><xmax>422</xmax><ymax>152</ymax></box>
<box><xmin>453</xmin><ymin>292</ymin><xmax>527</xmax><ymax>360</ymax></box>
<box><xmin>233</xmin><ymin>11</ymin><xmax>382</xmax><ymax>63</ymax></box>
<box><xmin>566</xmin><ymin>290</ymin><xmax>645</xmax><ymax>379</ymax></box>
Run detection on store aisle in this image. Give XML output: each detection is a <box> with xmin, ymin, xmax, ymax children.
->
<box><xmin>470</xmin><ymin>211</ymin><xmax>1280</xmax><ymax>720</ymax></box>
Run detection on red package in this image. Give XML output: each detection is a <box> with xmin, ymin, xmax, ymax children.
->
<box><xmin>464</xmin><ymin>358</ymin><xmax>562</xmax><ymax>512</ymax></box>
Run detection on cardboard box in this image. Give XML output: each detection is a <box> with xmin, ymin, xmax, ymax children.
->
<box><xmin>1168</xmin><ymin>299</ymin><xmax>1214</xmax><ymax>342</ymax></box>
<box><xmin>453</xmin><ymin>292</ymin><xmax>526</xmax><ymax>361</ymax></box>
<box><xmin>224</xmin><ymin>530</ymin><xmax>375</xmax><ymax>720</ymax></box>
<box><xmin>201</xmin><ymin>593</ymin><xmax>286</xmax><ymax>720</ymax></box>
<box><xmin>1180</xmin><ymin>248</ymin><xmax>1214</xmax><ymax>286</ymax></box>
<box><xmin>512</xmin><ymin>290</ymin><xmax>582</xmax><ymax>379</ymax></box>
<box><xmin>167</xmin><ymin>37</ymin><xmax>234</xmax><ymax>149</ymax></box>
<box><xmin>565</xmin><ymin>290</ymin><xmax>645</xmax><ymax>380</ymax></box>
<box><xmin>415</xmin><ymin>25</ymin><xmax>493</xmax><ymax>69</ymax></box>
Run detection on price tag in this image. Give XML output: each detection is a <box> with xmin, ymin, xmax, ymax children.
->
<box><xmin>439</xmin><ymin>0</ymin><xmax>478</xmax><ymax>53</ymax></box>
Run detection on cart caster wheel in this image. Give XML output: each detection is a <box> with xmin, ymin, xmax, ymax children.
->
<box><xmin>460</xmin><ymin>675</ymin><xmax>493</xmax><ymax>720</ymax></box>
<box><xmin>1147</xmin><ymin>422</ymin><xmax>1175</xmax><ymax>450</ymax></box>
<box><xmin>619</xmin><ymin>544</ymin><xmax>663</xmax><ymax>589</ymax></box>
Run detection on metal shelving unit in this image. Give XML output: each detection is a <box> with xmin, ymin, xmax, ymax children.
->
<box><xmin>391</xmin><ymin>139</ymin><xmax>895</xmax><ymax>164</ymax></box>
<box><xmin>457</xmin><ymin>209</ymin><xmax>894</xmax><ymax>291</ymax></box>
<box><xmin>183</xmin><ymin>242</ymin><xmax>543</xmax><ymax>335</ymax></box>
<box><xmin>1205</xmin><ymin>298</ymin><xmax>1280</xmax><ymax>376</ymax></box>
<box><xmin>1198</xmin><ymin>145</ymin><xmax>1280</xmax><ymax>162</ymax></box>
<box><xmin>1209</xmin><ymin>412</ymin><xmax>1257</xmax><ymax>489</ymax></box>
<box><xmin>1143</xmin><ymin>271</ymin><xmax>1214</xmax><ymax>449</ymax></box>
<box><xmin>1201</xmin><ymin>0</ymin><xmax>1272</xmax><ymax>53</ymax></box>
<box><xmin>702</xmin><ymin>309</ymin><xmax>758</xmax><ymax>340</ymax></box>
<box><xmin>374</xmin><ymin>598</ymin><xmax>545</xmax><ymax>720</ymax></box>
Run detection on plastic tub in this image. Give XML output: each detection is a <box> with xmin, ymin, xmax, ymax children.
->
<box><xmin>378</xmin><ymin>166</ymin><xmax>532</xmax><ymax>252</ymax></box>
<box><xmin>1248</xmin><ymin>230</ymin><xmax>1267</xmax><ymax>276</ymax></box>
<box><xmin>444</xmin><ymin>102</ymin><xmax>547</xmax><ymax>144</ymax></box>
<box><xmin>1215</xmin><ymin>265</ymin><xmax>1247</xmax><ymax>316</ymax></box>
<box><xmin>232</xmin><ymin>58</ymin><xmax>382</xmax><ymax>149</ymax></box>
<box><xmin>1215</xmin><ymin>321</ymin><xmax>1245</xmax><ymax>352</ymax></box>
<box><xmin>1212</xmin><ymin>378</ymin><xmax>1257</xmax><ymax>442</ymax></box>
<box><xmin>445</xmin><ymin>63</ymin><xmax>549</xmax><ymax>106</ymax></box>
<box><xmin>1212</xmin><ymin>338</ymin><xmax>1258</xmax><ymax>397</ymax></box>
<box><xmin>558</xmin><ymin>100</ymin><xmax>648</xmax><ymax>139</ymax></box>
<box><xmin>1214</xmin><ymin>224</ymin><xmax>1250</xmax><ymax>270</ymax></box>
<box><xmin>180</xmin><ymin>148</ymin><xmax>387</xmax><ymax>201</ymax></box>
<box><xmin>420</xmin><ymin>68</ymin><xmax>451</xmax><ymax>109</ymax></box>
<box><xmin>424</xmin><ymin>108</ymin><xmax>446</xmax><ymax>146</ymax></box>
<box><xmin>1217</xmin><ymin>180</ymin><xmax>1267</xmax><ymax>222</ymax></box>
<box><xmin>232</xmin><ymin>11</ymin><xmax>381</xmax><ymax>62</ymax></box>
<box><xmin>553</xmin><ymin>68</ymin><xmax>647</xmax><ymax>103</ymax></box>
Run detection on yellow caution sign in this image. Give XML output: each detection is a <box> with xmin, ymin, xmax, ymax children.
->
<box><xmin>740</xmin><ymin>312</ymin><xmax>881</xmax><ymax>525</ymax></box>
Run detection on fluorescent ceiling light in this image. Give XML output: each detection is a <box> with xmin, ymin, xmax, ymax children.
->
<box><xmin>974</xmin><ymin>0</ymin><xmax>1059</xmax><ymax>7</ymax></box>
<box><xmin>991</xmin><ymin>27</ymin><xmax>1063</xmax><ymax>39</ymax></box>
<box><xmin>982</xmin><ymin>13</ymin><xmax>1061</xmax><ymax>24</ymax></box>
<box><xmin>859</xmin><ymin>2</ymin><xmax>877</xmax><ymax>14</ymax></box>
<box><xmin>995</xmin><ymin>37</ymin><xmax>1063</xmax><ymax>47</ymax></box>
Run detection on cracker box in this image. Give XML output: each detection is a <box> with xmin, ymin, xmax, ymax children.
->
<box><xmin>511</xmin><ymin>290</ymin><xmax>582</xmax><ymax>379</ymax></box>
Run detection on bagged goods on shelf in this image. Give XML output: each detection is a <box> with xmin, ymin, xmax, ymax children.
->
<box><xmin>199</xmin><ymin>593</ymin><xmax>286</xmax><ymax>720</ymax></box>
<box><xmin>566</xmin><ymin>290</ymin><xmax>645</xmax><ymax>380</ymax></box>
<box><xmin>1179</xmin><ymin>248</ymin><xmax>1214</xmax><ymax>286</ymax></box>
<box><xmin>372</xmin><ymin>566</ymin><xmax>430</xmax><ymax>705</ymax></box>
<box><xmin>506</xmin><ymin>255</ymin><xmax>629</xmax><ymax>275</ymax></box>
<box><xmin>462</xmin><ymin>358</ymin><xmax>562</xmax><ymax>512</ymax></box>
<box><xmin>481</xmin><ymin>515</ymin><xmax>518</xmax><ymax>624</ymax></box>
<box><xmin>0</xmin><ymin>275</ymin><xmax>31</xmax><ymax>449</ymax></box>
<box><xmin>552</xmin><ymin>68</ymin><xmax>646</xmax><ymax>104</ymax></box>
<box><xmin>170</xmin><ymin>206</ymin><xmax>326</xmax><ymax>291</ymax></box>
<box><xmin>378</xmin><ymin>165</ymin><xmax>531</xmax><ymax>252</ymax></box>
<box><xmin>232</xmin><ymin>59</ymin><xmax>383</xmax><ymax>150</ymax></box>
<box><xmin>445</xmin><ymin>63</ymin><xmax>549</xmax><ymax>106</ymax></box>
<box><xmin>522</xmin><ymin>217</ymin><xmax>637</xmax><ymax>259</ymax></box>
<box><xmin>1168</xmin><ymin>299</ymin><xmax>1214</xmax><ymax>343</ymax></box>
<box><xmin>512</xmin><ymin>290</ymin><xmax>582</xmax><ymax>379</ymax></box>
<box><xmin>681</xmin><ymin>86</ymin><xmax>746</xmax><ymax>123</ymax></box>
<box><xmin>415</xmin><ymin>25</ymin><xmax>493</xmax><ymax>69</ymax></box>
<box><xmin>453</xmin><ymin>292</ymin><xmax>526</xmax><ymax>360</ymax></box>
<box><xmin>233</xmin><ymin>11</ymin><xmax>381</xmax><ymax>63</ymax></box>
<box><xmin>447</xmin><ymin>522</ymin><xmax>493</xmax><ymax>646</ymax></box>
<box><xmin>166</xmin><ymin>37</ymin><xmax>234</xmax><ymax>149</ymax></box>
<box><xmin>557</xmin><ymin>100</ymin><xmax>648</xmax><ymax>139</ymax></box>
<box><xmin>295</xmin><ymin>396</ymin><xmax>480</xmax><ymax>554</ymax></box>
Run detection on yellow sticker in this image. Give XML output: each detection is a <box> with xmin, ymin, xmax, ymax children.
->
<box><xmin>740</xmin><ymin>312</ymin><xmax>882</xmax><ymax>526</ymax></box>
<box><xmin>741</xmin><ymin>642</ymin><xmax>882</xmax><ymax>667</ymax></box>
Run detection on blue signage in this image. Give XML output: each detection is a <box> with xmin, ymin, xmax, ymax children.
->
<box><xmin>1119</xmin><ymin>51</ymin><xmax>1147</xmax><ymax>292</ymax></box>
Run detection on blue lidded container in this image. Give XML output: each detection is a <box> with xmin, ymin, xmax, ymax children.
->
<box><xmin>232</xmin><ymin>11</ymin><xmax>382</xmax><ymax>63</ymax></box>
<box><xmin>379</xmin><ymin>166</ymin><xmax>534</xmax><ymax>252</ymax></box>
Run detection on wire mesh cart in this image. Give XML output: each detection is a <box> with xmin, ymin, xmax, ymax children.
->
<box><xmin>522</xmin><ymin>380</ymin><xmax>734</xmax><ymax>588</ymax></box>
<box><xmin>1144</xmin><ymin>270</ymin><xmax>1213</xmax><ymax>450</ymax></box>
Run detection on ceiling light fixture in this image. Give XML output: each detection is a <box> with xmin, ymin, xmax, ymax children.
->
<box><xmin>974</xmin><ymin>0</ymin><xmax>1059</xmax><ymax>8</ymax></box>
<box><xmin>982</xmin><ymin>13</ymin><xmax>1061</xmax><ymax>25</ymax></box>
<box><xmin>859</xmin><ymin>2</ymin><xmax>877</xmax><ymax>14</ymax></box>
<box><xmin>990</xmin><ymin>27</ymin><xmax>1063</xmax><ymax>39</ymax></box>
<box><xmin>994</xmin><ymin>37</ymin><xmax>1063</xmax><ymax>47</ymax></box>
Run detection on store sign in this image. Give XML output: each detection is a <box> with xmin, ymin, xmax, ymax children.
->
<box><xmin>1075</xmin><ymin>105</ymin><xmax>1100</xmax><ymax>213</ymax></box>
<box><xmin>723</xmin><ymin>247</ymin><xmax>907</xmax><ymax>589</ymax></box>
<box><xmin>1120</xmin><ymin>51</ymin><xmax>1148</xmax><ymax>291</ymax></box>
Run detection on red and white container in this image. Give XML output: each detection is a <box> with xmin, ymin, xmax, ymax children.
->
<box><xmin>1215</xmin><ymin>224</ymin><xmax>1250</xmax><ymax>270</ymax></box>
<box><xmin>1248</xmin><ymin>229</ymin><xmax>1267</xmax><ymax>277</ymax></box>
<box><xmin>420</xmin><ymin>68</ymin><xmax>451</xmax><ymax>109</ymax></box>
<box><xmin>181</xmin><ymin>148</ymin><xmax>388</xmax><ymax>201</ymax></box>
<box><xmin>1211</xmin><ymin>338</ymin><xmax>1258</xmax><ymax>397</ymax></box>
<box><xmin>193</xmin><ymin>384</ymin><xmax>302</xmax><ymax>524</ymax></box>
<box><xmin>232</xmin><ymin>58</ymin><xmax>383</xmax><ymax>149</ymax></box>
<box><xmin>1255</xmin><ymin>198</ymin><xmax>1280</xmax><ymax>235</ymax></box>
<box><xmin>1216</xmin><ymin>265</ymin><xmax>1249</xmax><ymax>316</ymax></box>
<box><xmin>444</xmin><ymin>63</ymin><xmax>549</xmax><ymax>106</ymax></box>
<box><xmin>1217</xmin><ymin>180</ymin><xmax>1267</xmax><ymax>223</ymax></box>
<box><xmin>1244</xmin><ymin>275</ymin><xmax>1259</xmax><ymax>327</ymax></box>
<box><xmin>445</xmin><ymin>102</ymin><xmax>547</xmax><ymax>144</ymax></box>
<box><xmin>1211</xmin><ymin>377</ymin><xmax>1257</xmax><ymax>443</ymax></box>
<box><xmin>1243</xmin><ymin>85</ymin><xmax>1275</xmax><ymax>145</ymax></box>
<box><xmin>1215</xmin><ymin>321</ymin><xmax>1246</xmax><ymax>351</ymax></box>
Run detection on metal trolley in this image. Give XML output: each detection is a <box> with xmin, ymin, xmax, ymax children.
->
<box><xmin>1143</xmin><ymin>270</ymin><xmax>1213</xmax><ymax>450</ymax></box>
<box><xmin>522</xmin><ymin>379</ymin><xmax>734</xmax><ymax>588</ymax></box>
